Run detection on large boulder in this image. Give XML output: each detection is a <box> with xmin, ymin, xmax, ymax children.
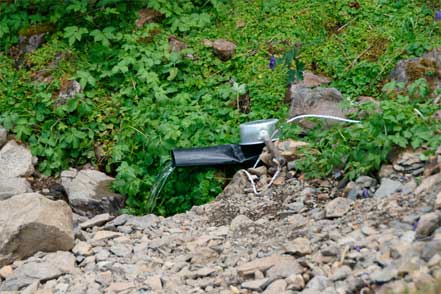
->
<box><xmin>0</xmin><ymin>193</ymin><xmax>74</xmax><ymax>267</ymax></box>
<box><xmin>288</xmin><ymin>86</ymin><xmax>347</xmax><ymax>129</ymax></box>
<box><xmin>390</xmin><ymin>47</ymin><xmax>441</xmax><ymax>89</ymax></box>
<box><xmin>0</xmin><ymin>141</ymin><xmax>34</xmax><ymax>178</ymax></box>
<box><xmin>0</xmin><ymin>251</ymin><xmax>77</xmax><ymax>291</ymax></box>
<box><xmin>61</xmin><ymin>168</ymin><xmax>124</xmax><ymax>217</ymax></box>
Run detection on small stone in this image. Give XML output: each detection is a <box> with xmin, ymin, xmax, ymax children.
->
<box><xmin>370</xmin><ymin>266</ymin><xmax>397</xmax><ymax>283</ymax></box>
<box><xmin>287</xmin><ymin>214</ymin><xmax>308</xmax><ymax>228</ymax></box>
<box><xmin>266</xmin><ymin>255</ymin><xmax>303</xmax><ymax>279</ymax></box>
<box><xmin>415</xmin><ymin>173</ymin><xmax>441</xmax><ymax>197</ymax></box>
<box><xmin>378</xmin><ymin>165</ymin><xmax>395</xmax><ymax>178</ymax></box>
<box><xmin>80</xmin><ymin>213</ymin><xmax>113</xmax><ymax>229</ymax></box>
<box><xmin>374</xmin><ymin>178</ymin><xmax>403</xmax><ymax>198</ymax></box>
<box><xmin>263</xmin><ymin>279</ymin><xmax>287</xmax><ymax>294</ymax></box>
<box><xmin>193</xmin><ymin>267</ymin><xmax>218</xmax><ymax>278</ymax></box>
<box><xmin>57</xmin><ymin>80</ymin><xmax>81</xmax><ymax>106</ymax></box>
<box><xmin>0</xmin><ymin>265</ymin><xmax>13</xmax><ymax>279</ymax></box>
<box><xmin>125</xmin><ymin>214</ymin><xmax>159</xmax><ymax>230</ymax></box>
<box><xmin>284</xmin><ymin>237</ymin><xmax>312</xmax><ymax>256</ymax></box>
<box><xmin>343</xmin><ymin>181</ymin><xmax>361</xmax><ymax>200</ymax></box>
<box><xmin>95</xmin><ymin>249</ymin><xmax>110</xmax><ymax>261</ymax></box>
<box><xmin>325</xmin><ymin>197</ymin><xmax>352</xmax><ymax>218</ymax></box>
<box><xmin>355</xmin><ymin>176</ymin><xmax>377</xmax><ymax>188</ymax></box>
<box><xmin>421</xmin><ymin>240</ymin><xmax>441</xmax><ymax>261</ymax></box>
<box><xmin>144</xmin><ymin>275</ymin><xmax>162</xmax><ymax>291</ymax></box>
<box><xmin>286</xmin><ymin>274</ymin><xmax>305</xmax><ymax>290</ymax></box>
<box><xmin>435</xmin><ymin>191</ymin><xmax>441</xmax><ymax>210</ymax></box>
<box><xmin>428</xmin><ymin>254</ymin><xmax>441</xmax><ymax>267</ymax></box>
<box><xmin>105</xmin><ymin>282</ymin><xmax>135</xmax><ymax>293</ymax></box>
<box><xmin>305</xmin><ymin>275</ymin><xmax>330</xmax><ymax>291</ymax></box>
<box><xmin>212</xmin><ymin>39</ymin><xmax>236</xmax><ymax>61</ymax></box>
<box><xmin>93</xmin><ymin>230</ymin><xmax>123</xmax><ymax>241</ymax></box>
<box><xmin>230</xmin><ymin>215</ymin><xmax>254</xmax><ymax>233</ymax></box>
<box><xmin>237</xmin><ymin>254</ymin><xmax>300</xmax><ymax>277</ymax></box>
<box><xmin>415</xmin><ymin>212</ymin><xmax>441</xmax><ymax>239</ymax></box>
<box><xmin>254</xmin><ymin>270</ymin><xmax>265</xmax><ymax>279</ymax></box>
<box><xmin>0</xmin><ymin>126</ymin><xmax>7</xmax><ymax>148</ymax></box>
<box><xmin>96</xmin><ymin>271</ymin><xmax>112</xmax><ymax>286</ymax></box>
<box><xmin>109</xmin><ymin>244</ymin><xmax>132</xmax><ymax>257</ymax></box>
<box><xmin>331</xmin><ymin>266</ymin><xmax>352</xmax><ymax>281</ymax></box>
<box><xmin>241</xmin><ymin>278</ymin><xmax>270</xmax><ymax>291</ymax></box>
<box><xmin>361</xmin><ymin>226</ymin><xmax>377</xmax><ymax>236</ymax></box>
<box><xmin>72</xmin><ymin>241</ymin><xmax>92</xmax><ymax>256</ymax></box>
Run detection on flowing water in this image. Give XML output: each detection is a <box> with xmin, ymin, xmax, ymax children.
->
<box><xmin>146</xmin><ymin>162</ymin><xmax>175</xmax><ymax>212</ymax></box>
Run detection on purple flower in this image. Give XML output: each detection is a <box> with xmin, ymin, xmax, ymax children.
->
<box><xmin>354</xmin><ymin>245</ymin><xmax>361</xmax><ymax>252</ymax></box>
<box><xmin>269</xmin><ymin>55</ymin><xmax>276</xmax><ymax>70</ymax></box>
<box><xmin>436</xmin><ymin>11</ymin><xmax>441</xmax><ymax>21</ymax></box>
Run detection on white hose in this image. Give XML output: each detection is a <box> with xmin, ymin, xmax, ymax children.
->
<box><xmin>287</xmin><ymin>114</ymin><xmax>361</xmax><ymax>124</ymax></box>
<box><xmin>241</xmin><ymin>164</ymin><xmax>281</xmax><ymax>196</ymax></box>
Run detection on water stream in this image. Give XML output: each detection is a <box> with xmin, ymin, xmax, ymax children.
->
<box><xmin>146</xmin><ymin>162</ymin><xmax>175</xmax><ymax>212</ymax></box>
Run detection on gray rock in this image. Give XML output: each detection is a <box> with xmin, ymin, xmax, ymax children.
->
<box><xmin>241</xmin><ymin>278</ymin><xmax>270</xmax><ymax>291</ymax></box>
<box><xmin>374</xmin><ymin>178</ymin><xmax>403</xmax><ymax>198</ymax></box>
<box><xmin>266</xmin><ymin>255</ymin><xmax>303</xmax><ymax>279</ymax></box>
<box><xmin>421</xmin><ymin>240</ymin><xmax>441</xmax><ymax>262</ymax></box>
<box><xmin>331</xmin><ymin>266</ymin><xmax>352</xmax><ymax>281</ymax></box>
<box><xmin>0</xmin><ymin>251</ymin><xmax>77</xmax><ymax>291</ymax></box>
<box><xmin>61</xmin><ymin>168</ymin><xmax>124</xmax><ymax>217</ymax></box>
<box><xmin>72</xmin><ymin>241</ymin><xmax>92</xmax><ymax>256</ymax></box>
<box><xmin>325</xmin><ymin>197</ymin><xmax>352</xmax><ymax>218</ymax></box>
<box><xmin>57</xmin><ymin>80</ymin><xmax>81</xmax><ymax>106</ymax></box>
<box><xmin>109</xmin><ymin>244</ymin><xmax>132</xmax><ymax>257</ymax></box>
<box><xmin>369</xmin><ymin>266</ymin><xmax>397</xmax><ymax>284</ymax></box>
<box><xmin>0</xmin><ymin>193</ymin><xmax>74</xmax><ymax>267</ymax></box>
<box><xmin>355</xmin><ymin>176</ymin><xmax>377</xmax><ymax>188</ymax></box>
<box><xmin>0</xmin><ymin>178</ymin><xmax>32</xmax><ymax>201</ymax></box>
<box><xmin>21</xmin><ymin>33</ymin><xmax>46</xmax><ymax>53</ymax></box>
<box><xmin>305</xmin><ymin>275</ymin><xmax>330</xmax><ymax>291</ymax></box>
<box><xmin>211</xmin><ymin>39</ymin><xmax>236</xmax><ymax>61</ymax></box>
<box><xmin>288</xmin><ymin>86</ymin><xmax>346</xmax><ymax>129</ymax></box>
<box><xmin>390</xmin><ymin>47</ymin><xmax>441</xmax><ymax>89</ymax></box>
<box><xmin>286</xmin><ymin>274</ymin><xmax>305</xmax><ymax>290</ymax></box>
<box><xmin>125</xmin><ymin>214</ymin><xmax>159</xmax><ymax>230</ymax></box>
<box><xmin>237</xmin><ymin>254</ymin><xmax>301</xmax><ymax>278</ymax></box>
<box><xmin>263</xmin><ymin>279</ymin><xmax>287</xmax><ymax>294</ymax></box>
<box><xmin>415</xmin><ymin>212</ymin><xmax>441</xmax><ymax>239</ymax></box>
<box><xmin>393</xmin><ymin>151</ymin><xmax>426</xmax><ymax>173</ymax></box>
<box><xmin>79</xmin><ymin>213</ymin><xmax>114</xmax><ymax>229</ymax></box>
<box><xmin>0</xmin><ymin>126</ymin><xmax>6</xmax><ymax>148</ymax></box>
<box><xmin>415</xmin><ymin>173</ymin><xmax>441</xmax><ymax>198</ymax></box>
<box><xmin>284</xmin><ymin>237</ymin><xmax>312</xmax><ymax>256</ymax></box>
<box><xmin>0</xmin><ymin>141</ymin><xmax>34</xmax><ymax>178</ymax></box>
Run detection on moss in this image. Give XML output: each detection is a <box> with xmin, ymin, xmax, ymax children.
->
<box><xmin>18</xmin><ymin>23</ymin><xmax>55</xmax><ymax>37</ymax></box>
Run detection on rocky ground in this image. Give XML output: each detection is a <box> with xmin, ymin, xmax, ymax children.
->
<box><xmin>1</xmin><ymin>48</ymin><xmax>441</xmax><ymax>294</ymax></box>
<box><xmin>1</xmin><ymin>126</ymin><xmax>441</xmax><ymax>294</ymax></box>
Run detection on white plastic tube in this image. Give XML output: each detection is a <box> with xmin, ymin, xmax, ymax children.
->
<box><xmin>287</xmin><ymin>114</ymin><xmax>361</xmax><ymax>124</ymax></box>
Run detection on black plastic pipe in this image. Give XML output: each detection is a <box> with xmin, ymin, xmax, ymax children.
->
<box><xmin>171</xmin><ymin>144</ymin><xmax>264</xmax><ymax>168</ymax></box>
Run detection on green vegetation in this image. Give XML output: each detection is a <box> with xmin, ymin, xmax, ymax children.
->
<box><xmin>0</xmin><ymin>0</ymin><xmax>441</xmax><ymax>215</ymax></box>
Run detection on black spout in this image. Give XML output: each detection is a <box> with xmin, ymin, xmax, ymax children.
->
<box><xmin>171</xmin><ymin>144</ymin><xmax>264</xmax><ymax>168</ymax></box>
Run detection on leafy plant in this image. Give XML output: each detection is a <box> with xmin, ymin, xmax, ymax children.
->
<box><xmin>0</xmin><ymin>0</ymin><xmax>440</xmax><ymax>216</ymax></box>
